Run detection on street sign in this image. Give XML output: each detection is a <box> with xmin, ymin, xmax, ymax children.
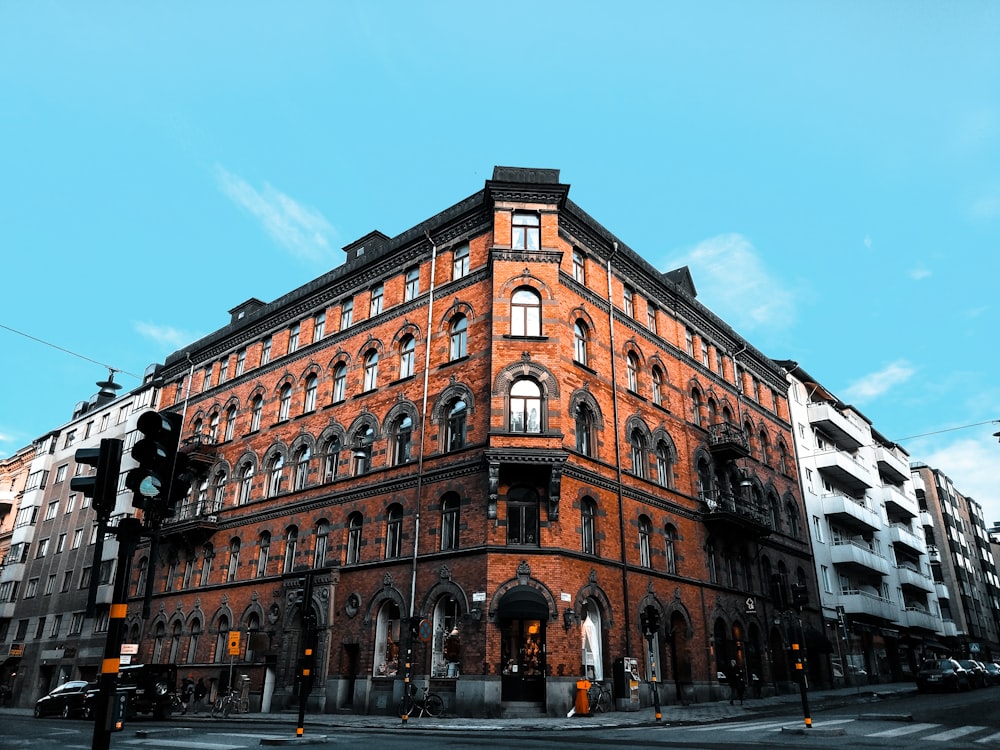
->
<box><xmin>120</xmin><ymin>643</ymin><xmax>139</xmax><ymax>655</ymax></box>
<box><xmin>228</xmin><ymin>630</ymin><xmax>241</xmax><ymax>656</ymax></box>
<box><xmin>970</xmin><ymin>642</ymin><xmax>981</xmax><ymax>653</ymax></box>
<box><xmin>745</xmin><ymin>597</ymin><xmax>756</xmax><ymax>615</ymax></box>
<box><xmin>418</xmin><ymin>618</ymin><xmax>432</xmax><ymax>643</ymax></box>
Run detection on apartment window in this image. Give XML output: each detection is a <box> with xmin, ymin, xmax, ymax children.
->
<box><xmin>69</xmin><ymin>612</ymin><xmax>84</xmax><ymax>635</ymax></box>
<box><xmin>363</xmin><ymin>351</ymin><xmax>379</xmax><ymax>391</ymax></box>
<box><xmin>282</xmin><ymin>527</ymin><xmax>298</xmax><ymax>574</ymax></box>
<box><xmin>287</xmin><ymin>323</ymin><xmax>300</xmax><ymax>353</ymax></box>
<box><xmin>655</xmin><ymin>441</ymin><xmax>674</xmax><ymax>488</ymax></box>
<box><xmin>313</xmin><ymin>312</ymin><xmax>326</xmax><ymax>342</ymax></box>
<box><xmin>575</xmin><ymin>402</ymin><xmax>595</xmax><ymax>457</ymax></box>
<box><xmin>64</xmin><ymin>430</ymin><xmax>77</xmax><ymax>448</ymax></box>
<box><xmin>36</xmin><ymin>538</ymin><xmax>49</xmax><ymax>558</ymax></box>
<box><xmin>224</xmin><ymin>406</ymin><xmax>236</xmax><ymax>441</ymax></box>
<box><xmin>685</xmin><ymin>328</ymin><xmax>694</xmax><ymax>356</ymax></box>
<box><xmin>512</xmin><ymin>212</ymin><xmax>540</xmax><ymax>250</ymax></box>
<box><xmin>332</xmin><ymin>363</ymin><xmax>347</xmax><ymax>402</ymax></box>
<box><xmin>812</xmin><ymin>515</ymin><xmax>824</xmax><ymax>543</ymax></box>
<box><xmin>313</xmin><ymin>521</ymin><xmax>329</xmax><ymax>567</ymax></box>
<box><xmin>623</xmin><ymin>287</ymin><xmax>634</xmax><ymax>318</ymax></box>
<box><xmin>340</xmin><ymin>298</ymin><xmax>354</xmax><ymax>329</ymax></box>
<box><xmin>404</xmin><ymin>267</ymin><xmax>420</xmax><ymax>301</ymax></box>
<box><xmin>452</xmin><ymin>243</ymin><xmax>470</xmax><ymax>280</ymax></box>
<box><xmin>235</xmin><ymin>348</ymin><xmax>246</xmax><ymax>376</ymax></box>
<box><xmin>100</xmin><ymin>413</ymin><xmax>110</xmax><ymax>431</ymax></box>
<box><xmin>256</xmin><ymin>532</ymin><xmax>270</xmax><ymax>578</ymax></box>
<box><xmin>821</xmin><ymin>565</ymin><xmax>832</xmax><ymax>593</ymax></box>
<box><xmin>445</xmin><ymin>399</ymin><xmax>467</xmax><ymax>451</ymax></box>
<box><xmin>506</xmin><ymin>486</ymin><xmax>539</xmax><ymax>545</ymax></box>
<box><xmin>267</xmin><ymin>454</ymin><xmax>285</xmax><ymax>497</ymax></box>
<box><xmin>293</xmin><ymin>445</ymin><xmax>311</xmax><ymax>490</ymax></box>
<box><xmin>440</xmin><ymin>493</ymin><xmax>460</xmax><ymax>551</ymax></box>
<box><xmin>398</xmin><ymin>336</ymin><xmax>415</xmax><ymax>379</ymax></box>
<box><xmin>84</xmin><ymin>420</ymin><xmax>94</xmax><ymax>438</ymax></box>
<box><xmin>509</xmin><ymin>379</ymin><xmax>542</xmax><ymax>433</ymax></box>
<box><xmin>24</xmin><ymin>578</ymin><xmax>38</xmax><ymax>598</ymax></box>
<box><xmin>304</xmin><ymin>374</ymin><xmax>318</xmax><ymax>413</ymax></box>
<box><xmin>630</xmin><ymin>429</ymin><xmax>647</xmax><ymax>479</ymax></box>
<box><xmin>352</xmin><ymin>427</ymin><xmax>374</xmax><ymax>475</ymax></box>
<box><xmin>691</xmin><ymin>388</ymin><xmax>703</xmax><ymax>427</ymax></box>
<box><xmin>385</xmin><ymin>504</ymin><xmax>403</xmax><ymax>559</ymax></box>
<box><xmin>72</xmin><ymin>529</ymin><xmax>83</xmax><ymax>549</ymax></box>
<box><xmin>226</xmin><ymin>538</ymin><xmax>240</xmax><ymax>582</ymax></box>
<box><xmin>647</xmin><ymin>303</ymin><xmax>657</xmax><ymax>333</ymax></box>
<box><xmin>573</xmin><ymin>321</ymin><xmax>588</xmax><ymax>366</ymax></box>
<box><xmin>626</xmin><ymin>352</ymin><xmax>640</xmax><ymax>392</ymax></box>
<box><xmin>346</xmin><ymin>513</ymin><xmax>363</xmax><ymax>565</ymax></box>
<box><xmin>581</xmin><ymin>497</ymin><xmax>596</xmax><ymax>555</ymax></box>
<box><xmin>261</xmin><ymin>336</ymin><xmax>272</xmax><ymax>365</ymax></box>
<box><xmin>510</xmin><ymin>288</ymin><xmax>541</xmax><ymax>336</ymax></box>
<box><xmin>449</xmin><ymin>315</ymin><xmax>467</xmax><ymax>360</ymax></box>
<box><xmin>390</xmin><ymin>415</ymin><xmax>413</xmax><ymax>465</ymax></box>
<box><xmin>250</xmin><ymin>395</ymin><xmax>263</xmax><ymax>431</ymax></box>
<box><xmin>664</xmin><ymin>524</ymin><xmax>677</xmax><ymax>574</ymax></box>
<box><xmin>219</xmin><ymin>357</ymin><xmax>229</xmax><ymax>383</ymax></box>
<box><xmin>651</xmin><ymin>367</ymin><xmax>664</xmax><ymax>407</ymax></box>
<box><xmin>234</xmin><ymin>462</ymin><xmax>253</xmax><ymax>505</ymax></box>
<box><xmin>56</xmin><ymin>533</ymin><xmax>66</xmax><ymax>554</ymax></box>
<box><xmin>45</xmin><ymin>501</ymin><xmax>59</xmax><ymax>520</ymax></box>
<box><xmin>50</xmin><ymin>614</ymin><xmax>62</xmax><ymax>637</ymax></box>
<box><xmin>639</xmin><ymin>515</ymin><xmax>652</xmax><ymax>567</ymax></box>
<box><xmin>278</xmin><ymin>384</ymin><xmax>292</xmax><ymax>421</ymax></box>
<box><xmin>66</xmin><ymin>494</ymin><xmax>77</xmax><ymax>513</ymax></box>
<box><xmin>572</xmin><ymin>249</ymin><xmax>586</xmax><ymax>283</ymax></box>
<box><xmin>62</xmin><ymin>571</ymin><xmax>73</xmax><ymax>591</ymax></box>
<box><xmin>370</xmin><ymin>283</ymin><xmax>384</xmax><ymax>316</ymax></box>
<box><xmin>54</xmin><ymin>464</ymin><xmax>68</xmax><ymax>484</ymax></box>
<box><xmin>209</xmin><ymin>411</ymin><xmax>220</xmax><ymax>442</ymax></box>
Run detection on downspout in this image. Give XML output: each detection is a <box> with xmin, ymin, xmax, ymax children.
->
<box><xmin>607</xmin><ymin>243</ymin><xmax>633</xmax><ymax>657</ymax></box>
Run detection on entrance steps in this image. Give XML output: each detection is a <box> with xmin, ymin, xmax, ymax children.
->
<box><xmin>501</xmin><ymin>701</ymin><xmax>546</xmax><ymax>718</ymax></box>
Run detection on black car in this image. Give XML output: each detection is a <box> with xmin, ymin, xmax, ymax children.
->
<box><xmin>984</xmin><ymin>662</ymin><xmax>1000</xmax><ymax>686</ymax></box>
<box><xmin>915</xmin><ymin>658</ymin><xmax>970</xmax><ymax>693</ymax></box>
<box><xmin>33</xmin><ymin>680</ymin><xmax>99</xmax><ymax>719</ymax></box>
<box><xmin>958</xmin><ymin>659</ymin><xmax>987</xmax><ymax>688</ymax></box>
<box><xmin>117</xmin><ymin>664</ymin><xmax>178</xmax><ymax>719</ymax></box>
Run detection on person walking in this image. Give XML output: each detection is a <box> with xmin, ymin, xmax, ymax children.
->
<box><xmin>726</xmin><ymin>659</ymin><xmax>745</xmax><ymax>705</ymax></box>
<box><xmin>194</xmin><ymin>677</ymin><xmax>207</xmax><ymax>714</ymax></box>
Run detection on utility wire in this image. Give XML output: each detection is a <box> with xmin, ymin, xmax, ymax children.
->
<box><xmin>897</xmin><ymin>419</ymin><xmax>1000</xmax><ymax>442</ymax></box>
<box><xmin>0</xmin><ymin>322</ymin><xmax>141</xmax><ymax>379</ymax></box>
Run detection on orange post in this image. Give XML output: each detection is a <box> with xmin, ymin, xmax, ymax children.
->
<box><xmin>575</xmin><ymin>679</ymin><xmax>591</xmax><ymax>716</ymax></box>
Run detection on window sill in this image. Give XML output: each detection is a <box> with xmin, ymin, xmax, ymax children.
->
<box><xmin>356</xmin><ymin>389</ymin><xmax>378</xmax><ymax>398</ymax></box>
<box><xmin>626</xmin><ymin>389</ymin><xmax>647</xmax><ymax>402</ymax></box>
<box><xmin>502</xmin><ymin>335</ymin><xmax>548</xmax><ymax>342</ymax></box>
<box><xmin>574</xmin><ymin>361</ymin><xmax>597</xmax><ymax>375</ymax></box>
<box><xmin>392</xmin><ymin>374</ymin><xmax>416</xmax><ymax>386</ymax></box>
<box><xmin>324</xmin><ymin>399</ymin><xmax>346</xmax><ymax>410</ymax></box>
<box><xmin>439</xmin><ymin>355</ymin><xmax>469</xmax><ymax>369</ymax></box>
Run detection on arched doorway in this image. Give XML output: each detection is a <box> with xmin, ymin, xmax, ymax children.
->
<box><xmin>497</xmin><ymin>586</ymin><xmax>548</xmax><ymax>703</ymax></box>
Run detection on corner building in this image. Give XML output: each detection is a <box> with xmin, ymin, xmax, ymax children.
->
<box><xmin>145</xmin><ymin>167</ymin><xmax>817</xmax><ymax>717</ymax></box>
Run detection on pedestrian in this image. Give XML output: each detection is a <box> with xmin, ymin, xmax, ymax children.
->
<box><xmin>181</xmin><ymin>675</ymin><xmax>195</xmax><ymax>714</ymax></box>
<box><xmin>726</xmin><ymin>659</ymin><xmax>745</xmax><ymax>705</ymax></box>
<box><xmin>194</xmin><ymin>677</ymin><xmax>207</xmax><ymax>714</ymax></box>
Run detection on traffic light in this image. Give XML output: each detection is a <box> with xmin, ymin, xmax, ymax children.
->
<box><xmin>126</xmin><ymin>410</ymin><xmax>189</xmax><ymax>518</ymax></box>
<box><xmin>70</xmin><ymin>438</ymin><xmax>123</xmax><ymax>517</ymax></box>
<box><xmin>791</xmin><ymin>583</ymin><xmax>809</xmax><ymax>610</ymax></box>
<box><xmin>640</xmin><ymin>606</ymin><xmax>660</xmax><ymax>637</ymax></box>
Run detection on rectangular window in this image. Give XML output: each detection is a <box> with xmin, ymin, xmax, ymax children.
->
<box><xmin>56</xmin><ymin>533</ymin><xmax>66</xmax><ymax>553</ymax></box>
<box><xmin>24</xmin><ymin>578</ymin><xmax>38</xmax><ymax>598</ymax></box>
<box><xmin>219</xmin><ymin>357</ymin><xmax>229</xmax><ymax>383</ymax></box>
<box><xmin>72</xmin><ymin>528</ymin><xmax>83</xmax><ymax>549</ymax></box>
<box><xmin>61</xmin><ymin>571</ymin><xmax>72</xmax><ymax>592</ymax></box>
<box><xmin>64</xmin><ymin>430</ymin><xmax>76</xmax><ymax>448</ymax></box>
<box><xmin>700</xmin><ymin>340</ymin><xmax>709</xmax><ymax>367</ymax></box>
<box><xmin>100</xmin><ymin>413</ymin><xmax>110</xmax><ymax>431</ymax></box>
<box><xmin>45</xmin><ymin>574</ymin><xmax>56</xmax><ymax>595</ymax></box>
<box><xmin>572</xmin><ymin>250</ymin><xmax>586</xmax><ymax>283</ymax></box>
<box><xmin>452</xmin><ymin>244</ymin><xmax>470</xmax><ymax>280</ymax></box>
<box><xmin>647</xmin><ymin>303</ymin><xmax>657</xmax><ymax>333</ymax></box>
<box><xmin>117</xmin><ymin>406</ymin><xmax>128</xmax><ymax>424</ymax></box>
<box><xmin>54</xmin><ymin>464</ymin><xmax>68</xmax><ymax>484</ymax></box>
<box><xmin>84</xmin><ymin>421</ymin><xmax>94</xmax><ymax>438</ymax></box>
<box><xmin>623</xmin><ymin>287</ymin><xmax>634</xmax><ymax>318</ymax></box>
<box><xmin>235</xmin><ymin>348</ymin><xmax>246</xmax><ymax>376</ymax></box>
<box><xmin>404</xmin><ymin>268</ymin><xmax>420</xmax><ymax>301</ymax></box>
<box><xmin>50</xmin><ymin>614</ymin><xmax>62</xmax><ymax>637</ymax></box>
<box><xmin>512</xmin><ymin>212</ymin><xmax>540</xmax><ymax>250</ymax></box>
<box><xmin>370</xmin><ymin>284</ymin><xmax>384</xmax><ymax>316</ymax></box>
<box><xmin>261</xmin><ymin>336</ymin><xmax>272</xmax><ymax>365</ymax></box>
<box><xmin>340</xmin><ymin>298</ymin><xmax>353</xmax><ymax>329</ymax></box>
<box><xmin>288</xmin><ymin>322</ymin><xmax>300</xmax><ymax>353</ymax></box>
<box><xmin>813</xmin><ymin>515</ymin><xmax>824</xmax><ymax>542</ymax></box>
<box><xmin>685</xmin><ymin>328</ymin><xmax>694</xmax><ymax>356</ymax></box>
<box><xmin>203</xmin><ymin>365</ymin><xmax>213</xmax><ymax>391</ymax></box>
<box><xmin>45</xmin><ymin>501</ymin><xmax>59</xmax><ymax>520</ymax></box>
<box><xmin>69</xmin><ymin>612</ymin><xmax>84</xmax><ymax>635</ymax></box>
<box><xmin>34</xmin><ymin>617</ymin><xmax>45</xmax><ymax>640</ymax></box>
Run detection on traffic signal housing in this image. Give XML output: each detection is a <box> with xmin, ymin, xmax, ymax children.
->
<box><xmin>70</xmin><ymin>438</ymin><xmax>123</xmax><ymax>517</ymax></box>
<box><xmin>126</xmin><ymin>410</ymin><xmax>189</xmax><ymax>518</ymax></box>
<box><xmin>640</xmin><ymin>606</ymin><xmax>660</xmax><ymax>637</ymax></box>
<box><xmin>790</xmin><ymin>582</ymin><xmax>809</xmax><ymax>610</ymax></box>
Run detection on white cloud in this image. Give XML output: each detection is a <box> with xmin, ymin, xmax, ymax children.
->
<box><xmin>842</xmin><ymin>360</ymin><xmax>915</xmax><ymax>403</ymax></box>
<box><xmin>907</xmin><ymin>267</ymin><xmax>932</xmax><ymax>280</ymax></box>
<box><xmin>214</xmin><ymin>165</ymin><xmax>338</xmax><ymax>263</ymax></box>
<box><xmin>914</xmin><ymin>436</ymin><xmax>1000</xmax><ymax>530</ymax></box>
<box><xmin>970</xmin><ymin>192</ymin><xmax>1000</xmax><ymax>220</ymax></box>
<box><xmin>863</xmin><ymin>235</ymin><xmax>873</xmax><ymax>249</ymax></box>
<box><xmin>133</xmin><ymin>322</ymin><xmax>197</xmax><ymax>350</ymax></box>
<box><xmin>666</xmin><ymin>233</ymin><xmax>796</xmax><ymax>332</ymax></box>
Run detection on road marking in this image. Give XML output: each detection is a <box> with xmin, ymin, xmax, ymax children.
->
<box><xmin>689</xmin><ymin>719</ymin><xmax>792</xmax><ymax>732</ymax></box>
<box><xmin>122</xmin><ymin>740</ymin><xmax>247</xmax><ymax>749</ymax></box>
<box><xmin>923</xmin><ymin>726</ymin><xmax>987</xmax><ymax>742</ymax></box>
<box><xmin>866</xmin><ymin>722</ymin><xmax>940</xmax><ymax>737</ymax></box>
<box><xmin>976</xmin><ymin>730</ymin><xmax>1000</xmax><ymax>744</ymax></box>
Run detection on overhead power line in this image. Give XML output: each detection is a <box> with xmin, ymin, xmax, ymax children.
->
<box><xmin>0</xmin><ymin>322</ymin><xmax>141</xmax><ymax>379</ymax></box>
<box><xmin>897</xmin><ymin>419</ymin><xmax>1000</xmax><ymax>442</ymax></box>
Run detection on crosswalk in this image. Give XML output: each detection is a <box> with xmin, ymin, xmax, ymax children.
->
<box><xmin>672</xmin><ymin>717</ymin><xmax>1000</xmax><ymax>744</ymax></box>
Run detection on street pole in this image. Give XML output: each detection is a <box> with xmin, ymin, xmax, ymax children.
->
<box><xmin>296</xmin><ymin>571</ymin><xmax>316</xmax><ymax>738</ymax></box>
<box><xmin>646</xmin><ymin>632</ymin><xmax>661</xmax><ymax>722</ymax></box>
<box><xmin>790</xmin><ymin>614</ymin><xmax>811</xmax><ymax>729</ymax></box>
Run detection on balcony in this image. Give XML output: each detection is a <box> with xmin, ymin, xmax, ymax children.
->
<box><xmin>941</xmin><ymin>620</ymin><xmax>959</xmax><ymax>638</ymax></box>
<box><xmin>934</xmin><ymin>581</ymin><xmax>950</xmax><ymax>600</ymax></box>
<box><xmin>887</xmin><ymin>524</ymin><xmax>925</xmax><ymax>555</ymax></box>
<box><xmin>919</xmin><ymin>510</ymin><xmax>934</xmax><ymax>529</ymax></box>
<box><xmin>895</xmin><ymin>564</ymin><xmax>933</xmax><ymax>592</ymax></box>
<box><xmin>706</xmin><ymin>423</ymin><xmax>750</xmax><ymax>461</ymax></box>
<box><xmin>875</xmin><ymin>444</ymin><xmax>910</xmax><ymax>485</ymax></box>
<box><xmin>881</xmin><ymin>484</ymin><xmax>918</xmax><ymax>520</ymax></box>
<box><xmin>838</xmin><ymin>589</ymin><xmax>899</xmax><ymax>621</ymax></box>
<box><xmin>903</xmin><ymin>607</ymin><xmax>940</xmax><ymax>632</ymax></box>
<box><xmin>807</xmin><ymin>402</ymin><xmax>866</xmax><ymax>451</ymax></box>
<box><xmin>814</xmin><ymin>451</ymin><xmax>873</xmax><ymax>493</ymax></box>
<box><xmin>701</xmin><ymin>490</ymin><xmax>773</xmax><ymax>540</ymax></box>
<box><xmin>161</xmin><ymin>498</ymin><xmax>223</xmax><ymax>545</ymax></box>
<box><xmin>822</xmin><ymin>494</ymin><xmax>881</xmax><ymax>533</ymax></box>
<box><xmin>927</xmin><ymin>545</ymin><xmax>941</xmax><ymax>563</ymax></box>
<box><xmin>830</xmin><ymin>539</ymin><xmax>891</xmax><ymax>575</ymax></box>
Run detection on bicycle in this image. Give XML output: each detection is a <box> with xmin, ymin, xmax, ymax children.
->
<box><xmin>210</xmin><ymin>686</ymin><xmax>242</xmax><ymax>718</ymax></box>
<box><xmin>396</xmin><ymin>683</ymin><xmax>444</xmax><ymax>718</ymax></box>
<box><xmin>587</xmin><ymin>680</ymin><xmax>613</xmax><ymax>713</ymax></box>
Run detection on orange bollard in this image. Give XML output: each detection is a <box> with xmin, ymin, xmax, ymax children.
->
<box><xmin>575</xmin><ymin>679</ymin><xmax>591</xmax><ymax>716</ymax></box>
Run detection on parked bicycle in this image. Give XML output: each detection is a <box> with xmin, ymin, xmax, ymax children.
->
<box><xmin>396</xmin><ymin>683</ymin><xmax>444</xmax><ymax>718</ymax></box>
<box><xmin>587</xmin><ymin>680</ymin><xmax>613</xmax><ymax>713</ymax></box>
<box><xmin>210</xmin><ymin>686</ymin><xmax>248</xmax><ymax>718</ymax></box>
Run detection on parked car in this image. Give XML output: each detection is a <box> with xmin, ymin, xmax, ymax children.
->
<box><xmin>983</xmin><ymin>662</ymin><xmax>1000</xmax><ymax>686</ymax></box>
<box><xmin>831</xmin><ymin>660</ymin><xmax>867</xmax><ymax>679</ymax></box>
<box><xmin>33</xmin><ymin>680</ymin><xmax>99</xmax><ymax>719</ymax></box>
<box><xmin>116</xmin><ymin>664</ymin><xmax>178</xmax><ymax>719</ymax></box>
<box><xmin>916</xmin><ymin>658</ymin><xmax>970</xmax><ymax>693</ymax></box>
<box><xmin>959</xmin><ymin>659</ymin><xmax>987</xmax><ymax>689</ymax></box>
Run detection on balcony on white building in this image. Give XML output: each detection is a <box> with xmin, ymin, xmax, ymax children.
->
<box><xmin>875</xmin><ymin>443</ymin><xmax>910</xmax><ymax>485</ymax></box>
<box><xmin>927</xmin><ymin>545</ymin><xmax>941</xmax><ymax>563</ymax></box>
<box><xmin>934</xmin><ymin>581</ymin><xmax>950</xmax><ymax>600</ymax></box>
<box><xmin>838</xmin><ymin>589</ymin><xmax>899</xmax><ymax>621</ymax></box>
<box><xmin>888</xmin><ymin>523</ymin><xmax>926</xmax><ymax>555</ymax></box>
<box><xmin>881</xmin><ymin>484</ymin><xmax>918</xmax><ymax>520</ymax></box>
<box><xmin>903</xmin><ymin>606</ymin><xmax>940</xmax><ymax>632</ymax></box>
<box><xmin>815</xmin><ymin>451</ymin><xmax>873</xmax><ymax>493</ymax></box>
<box><xmin>919</xmin><ymin>510</ymin><xmax>934</xmax><ymax>529</ymax></box>
<box><xmin>940</xmin><ymin>619</ymin><xmax>959</xmax><ymax>638</ymax></box>
<box><xmin>822</xmin><ymin>493</ymin><xmax>881</xmax><ymax>533</ymax></box>
<box><xmin>807</xmin><ymin>402</ymin><xmax>866</xmax><ymax>450</ymax></box>
<box><xmin>830</xmin><ymin>539</ymin><xmax>891</xmax><ymax>576</ymax></box>
<box><xmin>895</xmin><ymin>564</ymin><xmax>934</xmax><ymax>592</ymax></box>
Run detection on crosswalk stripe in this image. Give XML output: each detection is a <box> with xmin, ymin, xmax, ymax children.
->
<box><xmin>690</xmin><ymin>719</ymin><xmax>791</xmax><ymax>732</ymax></box>
<box><xmin>923</xmin><ymin>726</ymin><xmax>987</xmax><ymax>742</ymax></box>
<box><xmin>976</xmin><ymin>730</ymin><xmax>1000</xmax><ymax>744</ymax></box>
<box><xmin>866</xmin><ymin>722</ymin><xmax>940</xmax><ymax>737</ymax></box>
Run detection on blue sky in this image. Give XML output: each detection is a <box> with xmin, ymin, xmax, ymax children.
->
<box><xmin>2</xmin><ymin>2</ymin><xmax>998</xmax><ymax>522</ymax></box>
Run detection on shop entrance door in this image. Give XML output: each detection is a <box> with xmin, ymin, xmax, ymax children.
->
<box><xmin>500</xmin><ymin>619</ymin><xmax>546</xmax><ymax>702</ymax></box>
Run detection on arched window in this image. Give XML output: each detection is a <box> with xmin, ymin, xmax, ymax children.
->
<box><xmin>256</xmin><ymin>532</ymin><xmax>270</xmax><ymax>578</ymax></box>
<box><xmin>449</xmin><ymin>315</ymin><xmax>467</xmax><ymax>360</ymax></box>
<box><xmin>431</xmin><ymin>597</ymin><xmax>461</xmax><ymax>678</ymax></box>
<box><xmin>778</xmin><ymin>441</ymin><xmax>790</xmax><ymax>475</ymax></box>
<box><xmin>322</xmin><ymin>437</ymin><xmax>341</xmax><ymax>482</ymax></box>
<box><xmin>385</xmin><ymin>504</ymin><xmax>403</xmax><ymax>559</ymax></box>
<box><xmin>664</xmin><ymin>524</ymin><xmax>677</xmax><ymax>574</ymax></box>
<box><xmin>445</xmin><ymin>398</ymin><xmax>467</xmax><ymax>451</ymax></box>
<box><xmin>227</xmin><ymin>537</ymin><xmax>240</xmax><ymax>582</ymax></box>
<box><xmin>250</xmin><ymin>395</ymin><xmax>263</xmax><ymax>432</ymax></box>
<box><xmin>278</xmin><ymin>384</ymin><xmax>292</xmax><ymax>421</ymax></box>
<box><xmin>638</xmin><ymin>515</ymin><xmax>652</xmax><ymax>567</ymax></box>
<box><xmin>363</xmin><ymin>350</ymin><xmax>379</xmax><ymax>391</ymax></box>
<box><xmin>440</xmin><ymin>493</ymin><xmax>460</xmax><ymax>551</ymax></box>
<box><xmin>332</xmin><ymin>363</ymin><xmax>347</xmax><ymax>402</ymax></box>
<box><xmin>573</xmin><ymin>321</ymin><xmax>588</xmax><ymax>365</ymax></box>
<box><xmin>352</xmin><ymin>425</ymin><xmax>374</xmax><ymax>475</ymax></box>
<box><xmin>758</xmin><ymin>430</ymin><xmax>770</xmax><ymax>466</ymax></box>
<box><xmin>390</xmin><ymin>415</ymin><xmax>413</xmax><ymax>466</ymax></box>
<box><xmin>512</xmin><ymin>212</ymin><xmax>540</xmax><ymax>249</ymax></box>
<box><xmin>626</xmin><ymin>352</ymin><xmax>640</xmax><ymax>392</ymax></box>
<box><xmin>768</xmin><ymin>492</ymin><xmax>781</xmax><ymax>531</ymax></box>
<box><xmin>373</xmin><ymin>601</ymin><xmax>401</xmax><ymax>677</ymax></box>
<box><xmin>135</xmin><ymin>557</ymin><xmax>148</xmax><ymax>598</ymax></box>
<box><xmin>398</xmin><ymin>335</ymin><xmax>415</xmax><ymax>379</ymax></box>
<box><xmin>152</xmin><ymin>621</ymin><xmax>166</xmax><ymax>663</ymax></box>
<box><xmin>651</xmin><ymin>366</ymin><xmax>664</xmax><ymax>406</ymax></box>
<box><xmin>506</xmin><ymin>485</ymin><xmax>539</xmax><ymax>545</ymax></box>
<box><xmin>214</xmin><ymin>616</ymin><xmax>229</xmax><ymax>663</ymax></box>
<box><xmin>282</xmin><ymin>526</ymin><xmax>298</xmax><ymax>574</ymax></box>
<box><xmin>696</xmin><ymin>457</ymin><xmax>714</xmax><ymax>506</ymax></box>
<box><xmin>510</xmin><ymin>288</ymin><xmax>541</xmax><ymax>337</ymax></box>
<box><xmin>509</xmin><ymin>379</ymin><xmax>541</xmax><ymax>433</ymax></box>
<box><xmin>346</xmin><ymin>512</ymin><xmax>363</xmax><ymax>565</ymax></box>
<box><xmin>581</xmin><ymin>496</ymin><xmax>597</xmax><ymax>555</ymax></box>
<box><xmin>655</xmin><ymin>440</ymin><xmax>674</xmax><ymax>488</ymax></box>
<box><xmin>267</xmin><ymin>453</ymin><xmax>285</xmax><ymax>497</ymax></box>
<box><xmin>314</xmin><ymin>521</ymin><xmax>329</xmax><ymax>568</ymax></box>
<box><xmin>707</xmin><ymin>398</ymin><xmax>718</xmax><ymax>426</ymax></box>
<box><xmin>209</xmin><ymin>412</ymin><xmax>220</xmax><ymax>442</ymax></box>
<box><xmin>223</xmin><ymin>405</ymin><xmax>237</xmax><ymax>442</ymax></box>
<box><xmin>452</xmin><ymin>243</ymin><xmax>470</xmax><ymax>280</ymax></box>
<box><xmin>691</xmin><ymin>389</ymin><xmax>703</xmax><ymax>427</ymax></box>
<box><xmin>303</xmin><ymin>374</ymin><xmax>318</xmax><ymax>413</ymax></box>
<box><xmin>630</xmin><ymin>428</ymin><xmax>647</xmax><ymax>479</ymax></box>
<box><xmin>581</xmin><ymin>599</ymin><xmax>603</xmax><ymax>681</ymax></box>
<box><xmin>706</xmin><ymin>538</ymin><xmax>718</xmax><ymax>583</ymax></box>
<box><xmin>575</xmin><ymin>402</ymin><xmax>595</xmax><ymax>457</ymax></box>
<box><xmin>237</xmin><ymin>462</ymin><xmax>254</xmax><ymax>505</ymax></box>
<box><xmin>786</xmin><ymin>500</ymin><xmax>801</xmax><ymax>539</ymax></box>
<box><xmin>293</xmin><ymin>445</ymin><xmax>311</xmax><ymax>490</ymax></box>
<box><xmin>186</xmin><ymin>618</ymin><xmax>201</xmax><ymax>663</ymax></box>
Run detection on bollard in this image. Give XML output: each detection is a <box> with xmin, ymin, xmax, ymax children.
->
<box><xmin>575</xmin><ymin>679</ymin><xmax>592</xmax><ymax>716</ymax></box>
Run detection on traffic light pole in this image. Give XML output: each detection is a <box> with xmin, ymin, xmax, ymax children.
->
<box><xmin>296</xmin><ymin>572</ymin><xmax>316</xmax><ymax>738</ymax></box>
<box><xmin>91</xmin><ymin>518</ymin><xmax>142</xmax><ymax>750</ymax></box>
<box><xmin>645</xmin><ymin>632</ymin><xmax>662</xmax><ymax>722</ymax></box>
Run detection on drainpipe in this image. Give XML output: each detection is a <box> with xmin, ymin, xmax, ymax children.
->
<box><xmin>607</xmin><ymin>243</ymin><xmax>633</xmax><ymax>657</ymax></box>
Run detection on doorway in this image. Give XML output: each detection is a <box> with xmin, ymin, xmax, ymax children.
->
<box><xmin>500</xmin><ymin>619</ymin><xmax>545</xmax><ymax>702</ymax></box>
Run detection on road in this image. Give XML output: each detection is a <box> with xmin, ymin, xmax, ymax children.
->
<box><xmin>6</xmin><ymin>687</ymin><xmax>1000</xmax><ymax>749</ymax></box>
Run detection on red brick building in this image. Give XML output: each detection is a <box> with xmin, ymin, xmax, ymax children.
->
<box><xmin>139</xmin><ymin>167</ymin><xmax>818</xmax><ymax>717</ymax></box>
